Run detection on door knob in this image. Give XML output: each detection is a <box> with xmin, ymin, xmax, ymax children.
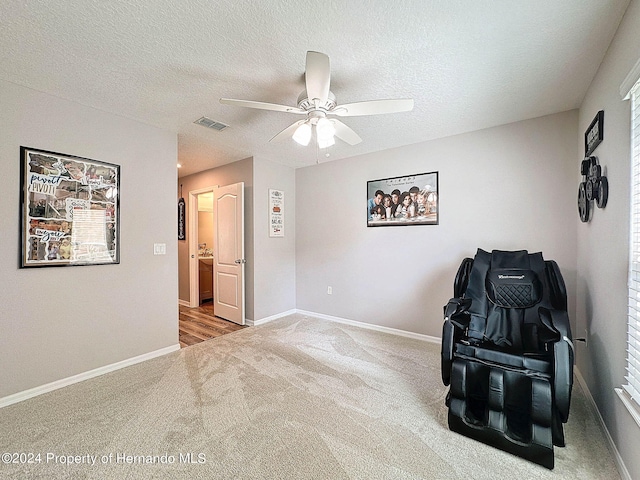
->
<box><xmin>234</xmin><ymin>259</ymin><xmax>246</xmax><ymax>264</ymax></box>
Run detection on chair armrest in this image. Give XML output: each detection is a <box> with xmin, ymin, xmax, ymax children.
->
<box><xmin>441</xmin><ymin>320</ymin><xmax>455</xmax><ymax>386</ymax></box>
<box><xmin>444</xmin><ymin>297</ymin><xmax>472</xmax><ymax>330</ymax></box>
<box><xmin>539</xmin><ymin>307</ymin><xmax>574</xmax><ymax>422</ymax></box>
<box><xmin>538</xmin><ymin>306</ymin><xmax>571</xmax><ymax>341</ymax></box>
<box><xmin>441</xmin><ymin>298</ymin><xmax>472</xmax><ymax>386</ymax></box>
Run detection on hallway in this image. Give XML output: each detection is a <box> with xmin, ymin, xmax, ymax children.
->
<box><xmin>178</xmin><ymin>303</ymin><xmax>247</xmax><ymax>347</ymax></box>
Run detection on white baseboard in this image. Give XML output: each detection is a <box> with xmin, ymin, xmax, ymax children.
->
<box><xmin>574</xmin><ymin>368</ymin><xmax>631</xmax><ymax>480</ymax></box>
<box><xmin>0</xmin><ymin>344</ymin><xmax>181</xmax><ymax>409</ymax></box>
<box><xmin>296</xmin><ymin>309</ymin><xmax>441</xmax><ymax>344</ymax></box>
<box><xmin>248</xmin><ymin>309</ymin><xmax>298</xmax><ymax>326</ymax></box>
<box><xmin>247</xmin><ymin>308</ymin><xmax>441</xmax><ymax>344</ymax></box>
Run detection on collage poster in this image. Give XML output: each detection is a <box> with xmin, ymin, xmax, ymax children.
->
<box><xmin>20</xmin><ymin>147</ymin><xmax>120</xmax><ymax>267</ymax></box>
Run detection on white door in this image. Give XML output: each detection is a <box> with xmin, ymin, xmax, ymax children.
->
<box><xmin>213</xmin><ymin>182</ymin><xmax>245</xmax><ymax>325</ymax></box>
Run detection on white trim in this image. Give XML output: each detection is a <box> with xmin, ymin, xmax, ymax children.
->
<box><xmin>248</xmin><ymin>309</ymin><xmax>298</xmax><ymax>326</ymax></box>
<box><xmin>188</xmin><ymin>185</ymin><xmax>219</xmax><ymax>308</ymax></box>
<box><xmin>620</xmin><ymin>57</ymin><xmax>640</xmax><ymax>99</ymax></box>
<box><xmin>615</xmin><ymin>387</ymin><xmax>640</xmax><ymax>429</ymax></box>
<box><xmin>574</xmin><ymin>369</ymin><xmax>632</xmax><ymax>480</ymax></box>
<box><xmin>249</xmin><ymin>308</ymin><xmax>441</xmax><ymax>343</ymax></box>
<box><xmin>296</xmin><ymin>309</ymin><xmax>441</xmax><ymax>344</ymax></box>
<box><xmin>626</xmin><ymin>79</ymin><xmax>640</xmax><ymax>421</ymax></box>
<box><xmin>0</xmin><ymin>344</ymin><xmax>180</xmax><ymax>409</ymax></box>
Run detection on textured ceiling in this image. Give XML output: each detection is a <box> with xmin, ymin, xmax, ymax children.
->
<box><xmin>0</xmin><ymin>1</ymin><xmax>630</xmax><ymax>176</ymax></box>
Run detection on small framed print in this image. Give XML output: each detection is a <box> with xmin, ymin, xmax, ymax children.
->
<box><xmin>269</xmin><ymin>189</ymin><xmax>284</xmax><ymax>237</ymax></box>
<box><xmin>585</xmin><ymin>110</ymin><xmax>604</xmax><ymax>157</ymax></box>
<box><xmin>178</xmin><ymin>197</ymin><xmax>186</xmax><ymax>240</ymax></box>
<box><xmin>20</xmin><ymin>146</ymin><xmax>120</xmax><ymax>267</ymax></box>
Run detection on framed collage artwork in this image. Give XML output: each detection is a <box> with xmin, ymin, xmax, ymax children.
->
<box><xmin>20</xmin><ymin>146</ymin><xmax>120</xmax><ymax>268</ymax></box>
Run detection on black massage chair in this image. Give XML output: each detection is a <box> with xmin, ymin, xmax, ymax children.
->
<box><xmin>441</xmin><ymin>249</ymin><xmax>574</xmax><ymax>469</ymax></box>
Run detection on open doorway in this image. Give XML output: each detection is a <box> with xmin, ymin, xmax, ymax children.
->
<box><xmin>180</xmin><ymin>187</ymin><xmax>218</xmax><ymax>347</ymax></box>
<box><xmin>185</xmin><ymin>186</ymin><xmax>216</xmax><ymax>308</ymax></box>
<box><xmin>196</xmin><ymin>191</ymin><xmax>214</xmax><ymax>306</ymax></box>
<box><xmin>179</xmin><ymin>183</ymin><xmax>246</xmax><ymax>347</ymax></box>
<box><xmin>178</xmin><ymin>303</ymin><xmax>245</xmax><ymax>347</ymax></box>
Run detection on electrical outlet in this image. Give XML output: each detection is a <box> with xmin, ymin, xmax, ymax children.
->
<box><xmin>327</xmin><ymin>286</ymin><xmax>332</xmax><ymax>295</ymax></box>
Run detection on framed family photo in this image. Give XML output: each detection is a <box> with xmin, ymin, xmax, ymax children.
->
<box><xmin>367</xmin><ymin>171</ymin><xmax>438</xmax><ymax>227</ymax></box>
<box><xmin>20</xmin><ymin>146</ymin><xmax>120</xmax><ymax>268</ymax></box>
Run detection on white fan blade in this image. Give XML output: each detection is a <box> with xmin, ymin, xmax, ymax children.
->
<box><xmin>332</xmin><ymin>99</ymin><xmax>414</xmax><ymax>117</ymax></box>
<box><xmin>305</xmin><ymin>51</ymin><xmax>330</xmax><ymax>105</ymax></box>
<box><xmin>220</xmin><ymin>98</ymin><xmax>306</xmax><ymax>114</ymax></box>
<box><xmin>269</xmin><ymin>120</ymin><xmax>306</xmax><ymax>143</ymax></box>
<box><xmin>332</xmin><ymin>119</ymin><xmax>362</xmax><ymax>145</ymax></box>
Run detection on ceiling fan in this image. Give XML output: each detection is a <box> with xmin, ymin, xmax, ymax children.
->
<box><xmin>220</xmin><ymin>51</ymin><xmax>414</xmax><ymax>148</ymax></box>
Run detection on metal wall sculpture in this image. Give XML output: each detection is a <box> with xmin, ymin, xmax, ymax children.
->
<box><xmin>578</xmin><ymin>156</ymin><xmax>608</xmax><ymax>223</ymax></box>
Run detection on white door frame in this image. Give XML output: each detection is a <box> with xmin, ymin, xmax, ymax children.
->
<box><xmin>188</xmin><ymin>185</ymin><xmax>217</xmax><ymax>308</ymax></box>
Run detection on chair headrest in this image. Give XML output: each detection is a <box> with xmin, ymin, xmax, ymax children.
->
<box><xmin>485</xmin><ymin>268</ymin><xmax>541</xmax><ymax>308</ymax></box>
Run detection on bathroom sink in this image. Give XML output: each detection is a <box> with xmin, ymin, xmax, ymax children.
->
<box><xmin>199</xmin><ymin>256</ymin><xmax>214</xmax><ymax>265</ymax></box>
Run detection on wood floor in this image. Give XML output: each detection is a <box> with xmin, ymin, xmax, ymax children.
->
<box><xmin>179</xmin><ymin>302</ymin><xmax>247</xmax><ymax>348</ymax></box>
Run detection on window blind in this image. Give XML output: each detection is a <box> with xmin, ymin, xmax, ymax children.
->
<box><xmin>626</xmin><ymin>81</ymin><xmax>640</xmax><ymax>406</ymax></box>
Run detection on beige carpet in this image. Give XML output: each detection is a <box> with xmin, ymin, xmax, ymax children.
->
<box><xmin>0</xmin><ymin>313</ymin><xmax>621</xmax><ymax>479</ymax></box>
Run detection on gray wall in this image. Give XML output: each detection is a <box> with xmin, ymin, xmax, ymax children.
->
<box><xmin>176</xmin><ymin>156</ymin><xmax>296</xmax><ymax>324</ymax></box>
<box><xmin>295</xmin><ymin>110</ymin><xmax>578</xmax><ymax>338</ymax></box>
<box><xmin>253</xmin><ymin>157</ymin><xmax>296</xmax><ymax>321</ymax></box>
<box><xmin>177</xmin><ymin>157</ymin><xmax>254</xmax><ymax>320</ymax></box>
<box><xmin>0</xmin><ymin>80</ymin><xmax>178</xmax><ymax>398</ymax></box>
<box><xmin>576</xmin><ymin>0</ymin><xmax>640</xmax><ymax>477</ymax></box>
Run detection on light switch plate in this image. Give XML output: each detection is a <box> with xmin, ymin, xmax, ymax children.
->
<box><xmin>154</xmin><ymin>243</ymin><xmax>166</xmax><ymax>255</ymax></box>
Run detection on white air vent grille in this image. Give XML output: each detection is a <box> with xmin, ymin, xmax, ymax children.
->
<box><xmin>194</xmin><ymin>116</ymin><xmax>229</xmax><ymax>131</ymax></box>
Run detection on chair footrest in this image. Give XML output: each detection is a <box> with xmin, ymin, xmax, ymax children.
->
<box><xmin>447</xmin><ymin>357</ymin><xmax>565</xmax><ymax>469</ymax></box>
<box><xmin>448</xmin><ymin>413</ymin><xmax>555</xmax><ymax>469</ymax></box>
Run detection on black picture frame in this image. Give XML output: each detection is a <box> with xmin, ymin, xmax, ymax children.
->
<box><xmin>178</xmin><ymin>197</ymin><xmax>186</xmax><ymax>240</ymax></box>
<box><xmin>20</xmin><ymin>146</ymin><xmax>120</xmax><ymax>268</ymax></box>
<box><xmin>585</xmin><ymin>110</ymin><xmax>604</xmax><ymax>157</ymax></box>
<box><xmin>367</xmin><ymin>171</ymin><xmax>439</xmax><ymax>227</ymax></box>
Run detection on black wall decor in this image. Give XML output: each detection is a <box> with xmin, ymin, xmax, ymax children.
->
<box><xmin>578</xmin><ymin>156</ymin><xmax>608</xmax><ymax>223</ymax></box>
<box><xmin>585</xmin><ymin>110</ymin><xmax>604</xmax><ymax>157</ymax></box>
<box><xmin>178</xmin><ymin>184</ymin><xmax>186</xmax><ymax>240</ymax></box>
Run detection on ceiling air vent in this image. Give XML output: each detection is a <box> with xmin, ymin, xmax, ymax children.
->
<box><xmin>194</xmin><ymin>116</ymin><xmax>229</xmax><ymax>131</ymax></box>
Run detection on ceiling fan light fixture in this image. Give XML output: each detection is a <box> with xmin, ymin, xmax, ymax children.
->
<box><xmin>317</xmin><ymin>134</ymin><xmax>335</xmax><ymax>149</ymax></box>
<box><xmin>220</xmin><ymin>52</ymin><xmax>413</xmax><ymax>149</ymax></box>
<box><xmin>316</xmin><ymin>117</ymin><xmax>335</xmax><ymax>141</ymax></box>
<box><xmin>292</xmin><ymin>122</ymin><xmax>312</xmax><ymax>146</ymax></box>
